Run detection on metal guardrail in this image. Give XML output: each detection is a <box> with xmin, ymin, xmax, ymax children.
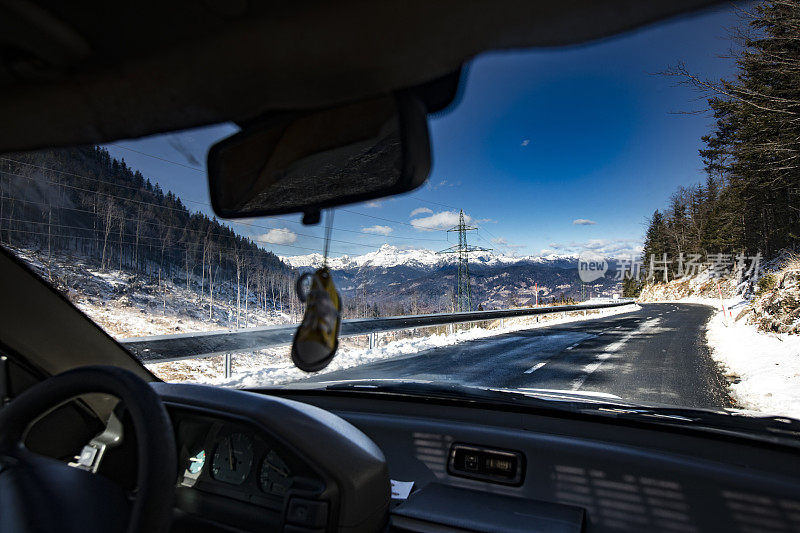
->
<box><xmin>121</xmin><ymin>300</ymin><xmax>635</xmax><ymax>364</ymax></box>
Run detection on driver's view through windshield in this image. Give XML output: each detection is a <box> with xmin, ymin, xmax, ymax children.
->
<box><xmin>2</xmin><ymin>1</ymin><xmax>799</xmax><ymax>429</ymax></box>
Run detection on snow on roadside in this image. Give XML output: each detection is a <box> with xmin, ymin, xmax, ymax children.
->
<box><xmin>704</xmin><ymin>297</ymin><xmax>800</xmax><ymax>420</ymax></box>
<box><xmin>656</xmin><ymin>293</ymin><xmax>800</xmax><ymax>419</ymax></box>
<box><xmin>166</xmin><ymin>303</ymin><xmax>641</xmax><ymax>388</ymax></box>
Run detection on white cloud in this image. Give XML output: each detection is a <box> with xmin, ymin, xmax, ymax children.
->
<box><xmin>543</xmin><ymin>239</ymin><xmax>643</xmax><ymax>258</ymax></box>
<box><xmin>573</xmin><ymin>218</ymin><xmax>597</xmax><ymax>225</ymax></box>
<box><xmin>365</xmin><ymin>200</ymin><xmax>382</xmax><ymax>208</ymax></box>
<box><xmin>362</xmin><ymin>225</ymin><xmax>393</xmax><ymax>236</ymax></box>
<box><xmin>410</xmin><ymin>207</ymin><xmax>433</xmax><ymax>217</ymax></box>
<box><xmin>255</xmin><ymin>228</ymin><xmax>297</xmax><ymax>245</ymax></box>
<box><xmin>427</xmin><ymin>179</ymin><xmax>453</xmax><ymax>191</ymax></box>
<box><xmin>411</xmin><ymin>210</ymin><xmax>472</xmax><ymax>231</ymax></box>
<box><xmin>491</xmin><ymin>236</ymin><xmax>525</xmax><ymax>250</ymax></box>
<box><xmin>521</xmin><ymin>139</ymin><xmax>530</xmax><ymax>147</ymax></box>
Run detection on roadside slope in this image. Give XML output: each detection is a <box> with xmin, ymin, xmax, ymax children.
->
<box><xmin>636</xmin><ymin>254</ymin><xmax>800</xmax><ymax>419</ymax></box>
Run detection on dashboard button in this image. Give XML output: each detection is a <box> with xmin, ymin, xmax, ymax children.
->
<box><xmin>448</xmin><ymin>444</ymin><xmax>525</xmax><ymax>485</ymax></box>
<box><xmin>287</xmin><ymin>498</ymin><xmax>328</xmax><ymax>528</ymax></box>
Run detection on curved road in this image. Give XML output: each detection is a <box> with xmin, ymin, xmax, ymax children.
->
<box><xmin>310</xmin><ymin>303</ymin><xmax>730</xmax><ymax>409</ymax></box>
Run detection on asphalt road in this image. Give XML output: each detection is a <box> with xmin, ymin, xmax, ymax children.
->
<box><xmin>310</xmin><ymin>303</ymin><xmax>731</xmax><ymax>409</ymax></box>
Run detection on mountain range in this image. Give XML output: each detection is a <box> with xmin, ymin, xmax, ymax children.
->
<box><xmin>282</xmin><ymin>244</ymin><xmax>623</xmax><ymax>313</ymax></box>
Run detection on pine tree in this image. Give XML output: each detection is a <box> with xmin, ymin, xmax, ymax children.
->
<box><xmin>642</xmin><ymin>210</ymin><xmax>671</xmax><ymax>277</ymax></box>
<box><xmin>660</xmin><ymin>0</ymin><xmax>800</xmax><ymax>260</ymax></box>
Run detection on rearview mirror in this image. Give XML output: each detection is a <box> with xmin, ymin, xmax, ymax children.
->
<box><xmin>208</xmin><ymin>93</ymin><xmax>431</xmax><ymax>222</ymax></box>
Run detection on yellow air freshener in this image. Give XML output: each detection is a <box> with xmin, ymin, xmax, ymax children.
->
<box><xmin>291</xmin><ymin>209</ymin><xmax>342</xmax><ymax>371</ymax></box>
<box><xmin>291</xmin><ymin>267</ymin><xmax>342</xmax><ymax>371</ymax></box>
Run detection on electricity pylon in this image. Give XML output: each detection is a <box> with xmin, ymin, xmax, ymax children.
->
<box><xmin>438</xmin><ymin>210</ymin><xmax>489</xmax><ymax>312</ymax></box>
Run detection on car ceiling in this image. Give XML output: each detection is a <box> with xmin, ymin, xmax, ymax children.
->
<box><xmin>1</xmin><ymin>0</ymin><xmax>726</xmax><ymax>153</ymax></box>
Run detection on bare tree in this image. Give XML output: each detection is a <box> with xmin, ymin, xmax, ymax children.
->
<box><xmin>207</xmin><ymin>241</ymin><xmax>218</xmax><ymax>320</ymax></box>
<box><xmin>98</xmin><ymin>195</ymin><xmax>116</xmax><ymax>271</ymax></box>
<box><xmin>200</xmin><ymin>232</ymin><xmax>210</xmax><ymax>303</ymax></box>
<box><xmin>117</xmin><ymin>210</ymin><xmax>126</xmax><ymax>271</ymax></box>
<box><xmin>233</xmin><ymin>243</ymin><xmax>242</xmax><ymax>328</ymax></box>
<box><xmin>133</xmin><ymin>206</ymin><xmax>144</xmax><ymax>272</ymax></box>
<box><xmin>158</xmin><ymin>226</ymin><xmax>175</xmax><ymax>315</ymax></box>
<box><xmin>183</xmin><ymin>238</ymin><xmax>196</xmax><ymax>292</ymax></box>
<box><xmin>243</xmin><ymin>263</ymin><xmax>252</xmax><ymax>328</ymax></box>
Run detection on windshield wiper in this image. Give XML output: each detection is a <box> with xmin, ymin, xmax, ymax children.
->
<box><xmin>274</xmin><ymin>379</ymin><xmax>800</xmax><ymax>448</ymax></box>
<box><xmin>307</xmin><ymin>379</ymin><xmax>636</xmax><ymax>413</ymax></box>
<box><xmin>582</xmin><ymin>404</ymin><xmax>800</xmax><ymax>445</ymax></box>
<box><xmin>325</xmin><ymin>380</ymin><xmax>548</xmax><ymax>404</ymax></box>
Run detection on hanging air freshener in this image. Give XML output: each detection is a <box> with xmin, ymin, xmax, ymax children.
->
<box><xmin>291</xmin><ymin>211</ymin><xmax>342</xmax><ymax>372</ymax></box>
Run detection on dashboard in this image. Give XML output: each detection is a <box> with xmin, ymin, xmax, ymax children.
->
<box><xmin>147</xmin><ymin>383</ymin><xmax>800</xmax><ymax>533</ymax></box>
<box><xmin>152</xmin><ymin>382</ymin><xmax>390</xmax><ymax>533</ymax></box>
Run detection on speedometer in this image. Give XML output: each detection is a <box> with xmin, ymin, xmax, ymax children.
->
<box><xmin>259</xmin><ymin>449</ymin><xmax>292</xmax><ymax>496</ymax></box>
<box><xmin>211</xmin><ymin>433</ymin><xmax>254</xmax><ymax>485</ymax></box>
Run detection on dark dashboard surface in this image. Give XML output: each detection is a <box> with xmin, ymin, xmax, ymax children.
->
<box><xmin>153</xmin><ymin>383</ymin><xmax>800</xmax><ymax>533</ymax></box>
<box><xmin>265</xmin><ymin>390</ymin><xmax>800</xmax><ymax>533</ymax></box>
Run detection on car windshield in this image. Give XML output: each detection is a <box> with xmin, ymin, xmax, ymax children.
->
<box><xmin>2</xmin><ymin>2</ymin><xmax>799</xmax><ymax>427</ymax></box>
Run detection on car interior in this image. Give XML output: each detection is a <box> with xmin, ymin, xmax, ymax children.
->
<box><xmin>1</xmin><ymin>1</ymin><xmax>800</xmax><ymax>532</ymax></box>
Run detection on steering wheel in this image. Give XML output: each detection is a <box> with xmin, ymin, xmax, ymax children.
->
<box><xmin>0</xmin><ymin>366</ymin><xmax>176</xmax><ymax>533</ymax></box>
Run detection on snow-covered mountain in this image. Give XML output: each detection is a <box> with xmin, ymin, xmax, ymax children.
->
<box><xmin>282</xmin><ymin>244</ymin><xmax>576</xmax><ymax>270</ymax></box>
<box><xmin>282</xmin><ymin>245</ymin><xmax>620</xmax><ymax>313</ymax></box>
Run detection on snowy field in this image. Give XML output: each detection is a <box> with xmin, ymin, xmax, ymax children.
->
<box><xmin>150</xmin><ymin>304</ymin><xmax>640</xmax><ymax>388</ymax></box>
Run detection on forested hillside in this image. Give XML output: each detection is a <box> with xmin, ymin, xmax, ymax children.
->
<box><xmin>0</xmin><ymin>146</ymin><xmax>298</xmax><ymax>320</ymax></box>
<box><xmin>639</xmin><ymin>0</ymin><xmax>799</xmax><ymax>281</ymax></box>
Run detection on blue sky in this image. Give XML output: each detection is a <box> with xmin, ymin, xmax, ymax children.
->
<box><xmin>105</xmin><ymin>3</ymin><xmax>746</xmax><ymax>260</ymax></box>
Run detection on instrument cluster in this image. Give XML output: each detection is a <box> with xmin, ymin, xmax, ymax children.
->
<box><xmin>175</xmin><ymin>411</ymin><xmax>320</xmax><ymax>510</ymax></box>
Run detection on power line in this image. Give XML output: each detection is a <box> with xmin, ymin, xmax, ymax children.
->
<box><xmin>238</xmin><ymin>215</ymin><xmax>447</xmax><ymax>244</ymax></box>
<box><xmin>405</xmin><ymin>194</ymin><xmax>460</xmax><ymax>211</ymax></box>
<box><xmin>403</xmin><ymin>194</ymin><xmax>515</xmax><ymax>254</ymax></box>
<box><xmin>76</xmin><ymin>147</ymin><xmax>501</xmax><ymax>250</ymax></box>
<box><xmin>0</xmin><ymin>221</ymin><xmax>346</xmax><ymax>256</ymax></box>
<box><xmin>82</xmin><ymin>147</ymin><xmax>470</xmax><ymax>241</ymax></box>
<box><xmin>475</xmin><ymin>229</ymin><xmax>509</xmax><ymax>255</ymax></box>
<box><xmin>333</xmin><ymin>208</ymin><xmax>421</xmax><ymax>228</ymax></box>
<box><xmin>0</xmin><ymin>200</ymin><xmax>311</xmax><ymax>254</ymax></box>
<box><xmin>403</xmin><ymin>195</ymin><xmax>515</xmax><ymax>254</ymax></box>
<box><xmin>7</xmin><ymin>150</ymin><xmax>510</xmax><ymax>255</ymax></box>
<box><xmin>0</xmin><ymin>170</ymin><xmax>394</xmax><ymax>251</ymax></box>
<box><xmin>0</xmin><ymin>193</ymin><xmax>364</xmax><ymax>256</ymax></box>
<box><xmin>0</xmin><ymin>157</ymin><xmax>162</xmax><ymax>195</ymax></box>
<box><xmin>96</xmin><ymin>148</ymin><xmax>454</xmax><ymax>242</ymax></box>
<box><xmin>0</xmin><ymin>157</ymin><xmax>447</xmax><ymax>244</ymax></box>
<box><xmin>107</xmin><ymin>143</ymin><xmax>206</xmax><ymax>173</ymax></box>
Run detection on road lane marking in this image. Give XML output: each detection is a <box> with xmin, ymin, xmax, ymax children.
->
<box><xmin>571</xmin><ymin>353</ymin><xmax>612</xmax><ymax>388</ymax></box>
<box><xmin>524</xmin><ymin>362</ymin><xmax>547</xmax><ymax>374</ymax></box>
<box><xmin>571</xmin><ymin>317</ymin><xmax>661</xmax><ymax>390</ymax></box>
